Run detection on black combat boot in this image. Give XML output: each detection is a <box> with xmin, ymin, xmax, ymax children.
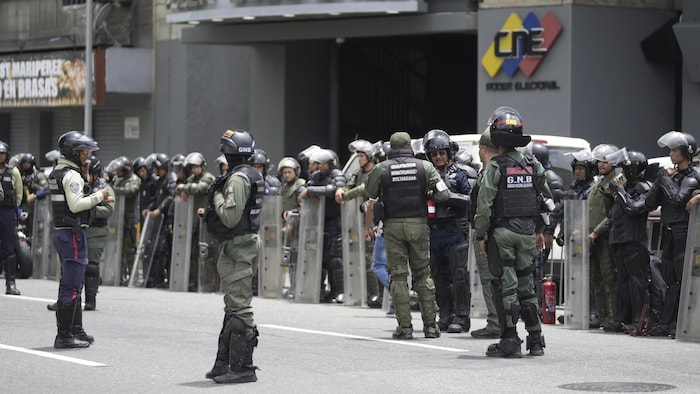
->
<box><xmin>54</xmin><ymin>301</ymin><xmax>90</xmax><ymax>349</ymax></box>
<box><xmin>486</xmin><ymin>328</ymin><xmax>523</xmax><ymax>358</ymax></box>
<box><xmin>447</xmin><ymin>316</ymin><xmax>471</xmax><ymax>333</ymax></box>
<box><xmin>4</xmin><ymin>255</ymin><xmax>20</xmax><ymax>295</ymax></box>
<box><xmin>84</xmin><ymin>268</ymin><xmax>100</xmax><ymax>311</ymax></box>
<box><xmin>214</xmin><ymin>328</ymin><xmax>258</xmax><ymax>384</ymax></box>
<box><xmin>206</xmin><ymin>316</ymin><xmax>230</xmax><ymax>379</ymax></box>
<box><xmin>72</xmin><ymin>298</ymin><xmax>94</xmax><ymax>344</ymax></box>
<box><xmin>526</xmin><ymin>330</ymin><xmax>545</xmax><ymax>356</ymax></box>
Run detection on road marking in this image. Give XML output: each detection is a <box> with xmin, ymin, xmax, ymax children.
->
<box><xmin>0</xmin><ymin>344</ymin><xmax>106</xmax><ymax>367</ymax></box>
<box><xmin>259</xmin><ymin>324</ymin><xmax>468</xmax><ymax>352</ymax></box>
<box><xmin>0</xmin><ymin>294</ymin><xmax>55</xmax><ymax>303</ymax></box>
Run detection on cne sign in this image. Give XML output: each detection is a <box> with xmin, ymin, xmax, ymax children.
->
<box><xmin>481</xmin><ymin>11</ymin><xmax>562</xmax><ymax>79</ymax></box>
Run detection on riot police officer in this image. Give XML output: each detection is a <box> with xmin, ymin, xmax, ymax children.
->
<box><xmin>335</xmin><ymin>139</ymin><xmax>381</xmax><ymax>307</ymax></box>
<box><xmin>587</xmin><ymin>144</ymin><xmax>620</xmax><ymax>329</ymax></box>
<box><xmin>423</xmin><ymin>129</ymin><xmax>472</xmax><ymax>334</ymax></box>
<box><xmin>298</xmin><ymin>149</ymin><xmax>347</xmax><ymax>303</ymax></box>
<box><xmin>605</xmin><ymin>149</ymin><xmax>653</xmax><ymax>334</ymax></box>
<box><xmin>0</xmin><ymin>141</ymin><xmax>23</xmax><ymax>295</ymax></box>
<box><xmin>339</xmin><ymin>131</ymin><xmax>450</xmax><ymax>340</ymax></box>
<box><xmin>278</xmin><ymin>157</ymin><xmax>306</xmax><ymax>217</ymax></box>
<box><xmin>204</xmin><ymin>129</ymin><xmax>263</xmax><ymax>384</ymax></box>
<box><xmin>474</xmin><ymin>107</ymin><xmax>551</xmax><ymax>357</ymax></box>
<box><xmin>640</xmin><ymin>131</ymin><xmax>700</xmax><ymax>338</ymax></box>
<box><xmin>84</xmin><ymin>157</ymin><xmax>115</xmax><ymax>310</ymax></box>
<box><xmin>110</xmin><ymin>156</ymin><xmax>140</xmax><ymax>285</ymax></box>
<box><xmin>176</xmin><ymin>152</ymin><xmax>216</xmax><ymax>291</ymax></box>
<box><xmin>133</xmin><ymin>156</ymin><xmax>157</xmax><ymax>230</ymax></box>
<box><xmin>49</xmin><ymin>131</ymin><xmax>110</xmax><ymax>349</ymax></box>
<box><xmin>250</xmin><ymin>149</ymin><xmax>281</xmax><ymax>195</ymax></box>
<box><xmin>18</xmin><ymin>153</ymin><xmax>50</xmax><ymax>237</ymax></box>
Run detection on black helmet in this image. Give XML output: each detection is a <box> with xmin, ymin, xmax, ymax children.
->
<box><xmin>488</xmin><ymin>107</ymin><xmax>530</xmax><ymax>147</ymax></box>
<box><xmin>529</xmin><ymin>143</ymin><xmax>549</xmax><ymax>164</ymax></box>
<box><xmin>0</xmin><ymin>141</ymin><xmax>10</xmax><ymax>156</ymax></box>
<box><xmin>423</xmin><ymin>129</ymin><xmax>452</xmax><ymax>159</ymax></box>
<box><xmin>19</xmin><ymin>153</ymin><xmax>36</xmax><ymax>168</ymax></box>
<box><xmin>623</xmin><ymin>150</ymin><xmax>647</xmax><ymax>181</ymax></box>
<box><xmin>277</xmin><ymin>157</ymin><xmax>301</xmax><ymax>177</ymax></box>
<box><xmin>348</xmin><ymin>139</ymin><xmax>375</xmax><ymax>161</ymax></box>
<box><xmin>657</xmin><ymin>131</ymin><xmax>697</xmax><ymax>161</ymax></box>
<box><xmin>569</xmin><ymin>149</ymin><xmax>595</xmax><ymax>178</ymax></box>
<box><xmin>132</xmin><ymin>156</ymin><xmax>149</xmax><ymax>175</ymax></box>
<box><xmin>151</xmin><ymin>153</ymin><xmax>170</xmax><ymax>171</ymax></box>
<box><xmin>249</xmin><ymin>149</ymin><xmax>270</xmax><ymax>166</ymax></box>
<box><xmin>58</xmin><ymin>131</ymin><xmax>99</xmax><ymax>166</ymax></box>
<box><xmin>88</xmin><ymin>156</ymin><xmax>103</xmax><ymax>176</ymax></box>
<box><xmin>220</xmin><ymin>129</ymin><xmax>255</xmax><ymax>157</ymax></box>
<box><xmin>115</xmin><ymin>156</ymin><xmax>133</xmax><ymax>174</ymax></box>
<box><xmin>171</xmin><ymin>153</ymin><xmax>186</xmax><ymax>173</ymax></box>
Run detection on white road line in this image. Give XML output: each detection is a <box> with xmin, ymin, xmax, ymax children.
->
<box><xmin>0</xmin><ymin>344</ymin><xmax>106</xmax><ymax>367</ymax></box>
<box><xmin>259</xmin><ymin>324</ymin><xmax>468</xmax><ymax>353</ymax></box>
<box><xmin>0</xmin><ymin>294</ymin><xmax>55</xmax><ymax>303</ymax></box>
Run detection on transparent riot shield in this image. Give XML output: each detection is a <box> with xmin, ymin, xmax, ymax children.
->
<box><xmin>31</xmin><ymin>197</ymin><xmax>57</xmax><ymax>280</ymax></box>
<box><xmin>467</xmin><ymin>228</ymin><xmax>487</xmax><ymax>318</ymax></box>
<box><xmin>294</xmin><ymin>198</ymin><xmax>325</xmax><ymax>304</ymax></box>
<box><xmin>129</xmin><ymin>214</ymin><xmax>165</xmax><ymax>288</ymax></box>
<box><xmin>198</xmin><ymin>214</ymin><xmax>220</xmax><ymax>293</ymax></box>
<box><xmin>258</xmin><ymin>195</ymin><xmax>283</xmax><ymax>299</ymax></box>
<box><xmin>169</xmin><ymin>197</ymin><xmax>194</xmax><ymax>292</ymax></box>
<box><xmin>563</xmin><ymin>200</ymin><xmax>590</xmax><ymax>329</ymax></box>
<box><xmin>340</xmin><ymin>198</ymin><xmax>366</xmax><ymax>307</ymax></box>
<box><xmin>280</xmin><ymin>212</ymin><xmax>300</xmax><ymax>300</ymax></box>
<box><xmin>677</xmin><ymin>207</ymin><xmax>700</xmax><ymax>342</ymax></box>
<box><xmin>100</xmin><ymin>195</ymin><xmax>125</xmax><ymax>286</ymax></box>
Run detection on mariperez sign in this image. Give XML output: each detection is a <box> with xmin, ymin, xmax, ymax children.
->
<box><xmin>0</xmin><ymin>51</ymin><xmax>95</xmax><ymax>107</ymax></box>
<box><xmin>481</xmin><ymin>11</ymin><xmax>562</xmax><ymax>92</ymax></box>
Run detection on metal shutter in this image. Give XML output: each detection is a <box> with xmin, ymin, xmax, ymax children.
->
<box><xmin>93</xmin><ymin>108</ymin><xmax>122</xmax><ymax>163</ymax></box>
<box><xmin>51</xmin><ymin>109</ymin><xmax>73</xmax><ymax>149</ymax></box>
<box><xmin>10</xmin><ymin>111</ymin><xmax>30</xmax><ymax>154</ymax></box>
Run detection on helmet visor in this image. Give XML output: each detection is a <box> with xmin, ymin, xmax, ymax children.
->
<box><xmin>605</xmin><ymin>147</ymin><xmax>630</xmax><ymax>167</ymax></box>
<box><xmin>657</xmin><ymin>131</ymin><xmax>689</xmax><ymax>150</ymax></box>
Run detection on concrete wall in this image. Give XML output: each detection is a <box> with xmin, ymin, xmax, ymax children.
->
<box><xmin>478</xmin><ymin>5</ymin><xmax>677</xmax><ymax>157</ymax></box>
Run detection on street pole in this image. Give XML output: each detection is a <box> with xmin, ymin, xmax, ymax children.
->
<box><xmin>84</xmin><ymin>0</ymin><xmax>93</xmax><ymax>136</ymax></box>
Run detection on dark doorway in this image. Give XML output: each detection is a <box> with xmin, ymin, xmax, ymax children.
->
<box><xmin>337</xmin><ymin>33</ymin><xmax>477</xmax><ymax>162</ymax></box>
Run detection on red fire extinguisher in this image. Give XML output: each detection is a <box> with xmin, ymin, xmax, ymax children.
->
<box><xmin>542</xmin><ymin>276</ymin><xmax>557</xmax><ymax>324</ymax></box>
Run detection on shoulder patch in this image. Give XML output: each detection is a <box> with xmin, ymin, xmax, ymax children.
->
<box><xmin>69</xmin><ymin>181</ymin><xmax>81</xmax><ymax>194</ymax></box>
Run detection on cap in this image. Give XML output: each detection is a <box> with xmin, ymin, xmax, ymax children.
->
<box><xmin>389</xmin><ymin>132</ymin><xmax>412</xmax><ymax>148</ymax></box>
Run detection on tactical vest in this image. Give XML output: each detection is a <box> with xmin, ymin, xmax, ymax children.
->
<box><xmin>49</xmin><ymin>166</ymin><xmax>91</xmax><ymax>228</ymax></box>
<box><xmin>380</xmin><ymin>153</ymin><xmax>427</xmax><ymax>219</ymax></box>
<box><xmin>430</xmin><ymin>164</ymin><xmax>468</xmax><ymax>223</ymax></box>
<box><xmin>0</xmin><ymin>166</ymin><xmax>16</xmax><ymax>209</ymax></box>
<box><xmin>89</xmin><ymin>178</ymin><xmax>109</xmax><ymax>228</ymax></box>
<box><xmin>205</xmin><ymin>164</ymin><xmax>264</xmax><ymax>240</ymax></box>
<box><xmin>609</xmin><ymin>181</ymin><xmax>650</xmax><ymax>245</ymax></box>
<box><xmin>492</xmin><ymin>155</ymin><xmax>539</xmax><ymax>219</ymax></box>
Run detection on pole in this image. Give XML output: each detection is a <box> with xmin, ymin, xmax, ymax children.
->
<box><xmin>84</xmin><ymin>0</ymin><xmax>93</xmax><ymax>136</ymax></box>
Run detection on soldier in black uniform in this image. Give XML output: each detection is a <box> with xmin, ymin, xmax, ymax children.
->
<box><xmin>638</xmin><ymin>131</ymin><xmax>700</xmax><ymax>338</ymax></box>
<box><xmin>250</xmin><ymin>149</ymin><xmax>281</xmax><ymax>195</ymax></box>
<box><xmin>146</xmin><ymin>154</ymin><xmax>175</xmax><ymax>288</ymax></box>
<box><xmin>133</xmin><ymin>156</ymin><xmax>157</xmax><ymax>230</ymax></box>
<box><xmin>423</xmin><ymin>129</ymin><xmax>472</xmax><ymax>334</ymax></box>
<box><xmin>298</xmin><ymin>149</ymin><xmax>347</xmax><ymax>303</ymax></box>
<box><xmin>605</xmin><ymin>149</ymin><xmax>653</xmax><ymax>334</ymax></box>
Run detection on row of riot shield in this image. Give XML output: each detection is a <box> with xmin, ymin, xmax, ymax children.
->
<box><xmin>169</xmin><ymin>197</ymin><xmax>194</xmax><ymax>292</ymax></box>
<box><xmin>31</xmin><ymin>197</ymin><xmax>60</xmax><ymax>280</ymax></box>
<box><xmin>677</xmin><ymin>207</ymin><xmax>700</xmax><ymax>342</ymax></box>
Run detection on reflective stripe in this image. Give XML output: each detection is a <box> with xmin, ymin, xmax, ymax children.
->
<box><xmin>51</xmin><ymin>194</ymin><xmax>66</xmax><ymax>202</ymax></box>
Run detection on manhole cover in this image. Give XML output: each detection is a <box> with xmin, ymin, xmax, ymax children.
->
<box><xmin>559</xmin><ymin>382</ymin><xmax>676</xmax><ymax>392</ymax></box>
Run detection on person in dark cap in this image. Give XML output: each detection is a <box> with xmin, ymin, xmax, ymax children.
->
<box><xmin>474</xmin><ymin>107</ymin><xmax>552</xmax><ymax>358</ymax></box>
<box><xmin>338</xmin><ymin>131</ymin><xmax>450</xmax><ymax>340</ymax></box>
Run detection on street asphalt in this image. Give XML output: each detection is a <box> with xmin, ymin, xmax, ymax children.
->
<box><xmin>1</xmin><ymin>278</ymin><xmax>699</xmax><ymax>393</ymax></box>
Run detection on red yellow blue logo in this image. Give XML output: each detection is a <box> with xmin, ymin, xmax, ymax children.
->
<box><xmin>481</xmin><ymin>11</ymin><xmax>562</xmax><ymax>78</ymax></box>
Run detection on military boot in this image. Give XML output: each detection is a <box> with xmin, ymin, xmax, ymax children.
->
<box><xmin>526</xmin><ymin>330</ymin><xmax>545</xmax><ymax>356</ymax></box>
<box><xmin>206</xmin><ymin>316</ymin><xmax>231</xmax><ymax>379</ymax></box>
<box><xmin>4</xmin><ymin>255</ymin><xmax>20</xmax><ymax>295</ymax></box>
<box><xmin>423</xmin><ymin>322</ymin><xmax>441</xmax><ymax>339</ymax></box>
<box><xmin>214</xmin><ymin>328</ymin><xmax>258</xmax><ymax>384</ymax></box>
<box><xmin>486</xmin><ymin>328</ymin><xmax>522</xmax><ymax>358</ymax></box>
<box><xmin>54</xmin><ymin>301</ymin><xmax>90</xmax><ymax>349</ymax></box>
<box><xmin>392</xmin><ymin>324</ymin><xmax>413</xmax><ymax>340</ymax></box>
<box><xmin>447</xmin><ymin>316</ymin><xmax>471</xmax><ymax>333</ymax></box>
<box><xmin>84</xmin><ymin>273</ymin><xmax>99</xmax><ymax>311</ymax></box>
<box><xmin>71</xmin><ymin>298</ymin><xmax>94</xmax><ymax>344</ymax></box>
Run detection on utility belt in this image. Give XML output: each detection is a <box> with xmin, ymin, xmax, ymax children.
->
<box><xmin>55</xmin><ymin>216</ymin><xmax>87</xmax><ymax>234</ymax></box>
<box><xmin>429</xmin><ymin>221</ymin><xmax>459</xmax><ymax>231</ymax></box>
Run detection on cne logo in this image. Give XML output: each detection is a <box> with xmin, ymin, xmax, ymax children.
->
<box><xmin>481</xmin><ymin>11</ymin><xmax>562</xmax><ymax>78</ymax></box>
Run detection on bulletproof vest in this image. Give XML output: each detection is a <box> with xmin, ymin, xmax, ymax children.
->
<box><xmin>0</xmin><ymin>166</ymin><xmax>16</xmax><ymax>209</ymax></box>
<box><xmin>545</xmin><ymin>169</ymin><xmax>564</xmax><ymax>202</ymax></box>
<box><xmin>379</xmin><ymin>151</ymin><xmax>427</xmax><ymax>219</ymax></box>
<box><xmin>139</xmin><ymin>174</ymin><xmax>157</xmax><ymax>213</ymax></box>
<box><xmin>153</xmin><ymin>173</ymin><xmax>172</xmax><ymax>210</ymax></box>
<box><xmin>308</xmin><ymin>168</ymin><xmax>344</xmax><ymax>219</ymax></box>
<box><xmin>609</xmin><ymin>180</ymin><xmax>650</xmax><ymax>245</ymax></box>
<box><xmin>492</xmin><ymin>155</ymin><xmax>539</xmax><ymax>219</ymax></box>
<box><xmin>265</xmin><ymin>174</ymin><xmax>281</xmax><ymax>196</ymax></box>
<box><xmin>659</xmin><ymin>165</ymin><xmax>700</xmax><ymax>225</ymax></box>
<box><xmin>564</xmin><ymin>178</ymin><xmax>593</xmax><ymax>200</ymax></box>
<box><xmin>430</xmin><ymin>163</ymin><xmax>467</xmax><ymax>225</ymax></box>
<box><xmin>205</xmin><ymin>164</ymin><xmax>264</xmax><ymax>240</ymax></box>
<box><xmin>49</xmin><ymin>165</ymin><xmax>91</xmax><ymax>228</ymax></box>
<box><xmin>89</xmin><ymin>178</ymin><xmax>110</xmax><ymax>228</ymax></box>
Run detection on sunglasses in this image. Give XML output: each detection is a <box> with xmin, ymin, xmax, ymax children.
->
<box><xmin>429</xmin><ymin>150</ymin><xmax>447</xmax><ymax>158</ymax></box>
<box><xmin>80</xmin><ymin>150</ymin><xmax>90</xmax><ymax>156</ymax></box>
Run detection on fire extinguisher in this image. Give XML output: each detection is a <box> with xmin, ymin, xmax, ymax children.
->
<box><xmin>427</xmin><ymin>199</ymin><xmax>436</xmax><ymax>218</ymax></box>
<box><xmin>542</xmin><ymin>276</ymin><xmax>557</xmax><ymax>324</ymax></box>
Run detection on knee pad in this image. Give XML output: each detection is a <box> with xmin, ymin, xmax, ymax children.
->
<box><xmin>509</xmin><ymin>299</ymin><xmax>521</xmax><ymax>326</ymax></box>
<box><xmin>519</xmin><ymin>299</ymin><xmax>540</xmax><ymax>327</ymax></box>
<box><xmin>85</xmin><ymin>262</ymin><xmax>100</xmax><ymax>278</ymax></box>
<box><xmin>226</xmin><ymin>314</ymin><xmax>248</xmax><ymax>334</ymax></box>
<box><xmin>330</xmin><ymin>235</ymin><xmax>343</xmax><ymax>258</ymax></box>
